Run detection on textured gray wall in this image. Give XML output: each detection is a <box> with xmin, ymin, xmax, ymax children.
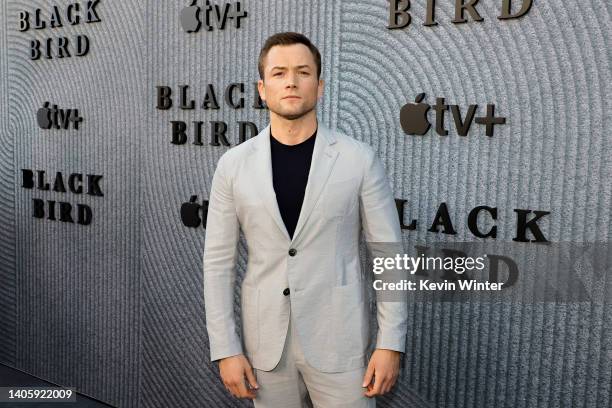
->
<box><xmin>2</xmin><ymin>0</ymin><xmax>145</xmax><ymax>406</ymax></box>
<box><xmin>0</xmin><ymin>0</ymin><xmax>16</xmax><ymax>368</ymax></box>
<box><xmin>0</xmin><ymin>1</ymin><xmax>610</xmax><ymax>407</ymax></box>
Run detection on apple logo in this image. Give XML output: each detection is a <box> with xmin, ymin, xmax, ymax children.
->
<box><xmin>400</xmin><ymin>93</ymin><xmax>431</xmax><ymax>135</ymax></box>
<box><xmin>37</xmin><ymin>102</ymin><xmax>52</xmax><ymax>129</ymax></box>
<box><xmin>181</xmin><ymin>195</ymin><xmax>202</xmax><ymax>227</ymax></box>
<box><xmin>180</xmin><ymin>0</ymin><xmax>201</xmax><ymax>33</ymax></box>
<box><xmin>181</xmin><ymin>195</ymin><xmax>209</xmax><ymax>228</ymax></box>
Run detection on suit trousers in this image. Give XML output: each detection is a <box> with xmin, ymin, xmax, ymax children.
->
<box><xmin>252</xmin><ymin>310</ymin><xmax>376</xmax><ymax>408</ymax></box>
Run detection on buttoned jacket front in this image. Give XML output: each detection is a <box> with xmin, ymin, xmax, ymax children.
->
<box><xmin>203</xmin><ymin>123</ymin><xmax>407</xmax><ymax>373</ymax></box>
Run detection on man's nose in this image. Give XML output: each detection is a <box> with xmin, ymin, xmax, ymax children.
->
<box><xmin>285</xmin><ymin>73</ymin><xmax>297</xmax><ymax>88</ymax></box>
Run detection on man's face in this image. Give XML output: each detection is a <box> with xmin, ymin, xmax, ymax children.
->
<box><xmin>258</xmin><ymin>44</ymin><xmax>324</xmax><ymax>121</ymax></box>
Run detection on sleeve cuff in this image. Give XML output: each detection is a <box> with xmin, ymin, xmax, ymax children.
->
<box><xmin>210</xmin><ymin>340</ymin><xmax>243</xmax><ymax>362</ymax></box>
<box><xmin>374</xmin><ymin>330</ymin><xmax>406</xmax><ymax>353</ymax></box>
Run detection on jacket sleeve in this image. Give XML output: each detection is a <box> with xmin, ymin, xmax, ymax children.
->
<box><xmin>358</xmin><ymin>145</ymin><xmax>408</xmax><ymax>353</ymax></box>
<box><xmin>203</xmin><ymin>153</ymin><xmax>243</xmax><ymax>362</ymax></box>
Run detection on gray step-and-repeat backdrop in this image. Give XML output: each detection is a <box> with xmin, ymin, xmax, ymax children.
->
<box><xmin>0</xmin><ymin>1</ymin><xmax>610</xmax><ymax>407</ymax></box>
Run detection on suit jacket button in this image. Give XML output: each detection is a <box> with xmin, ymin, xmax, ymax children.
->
<box><xmin>288</xmin><ymin>248</ymin><xmax>297</xmax><ymax>256</ymax></box>
<box><xmin>283</xmin><ymin>288</ymin><xmax>290</xmax><ymax>296</ymax></box>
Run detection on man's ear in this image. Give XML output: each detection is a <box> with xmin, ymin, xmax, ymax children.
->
<box><xmin>257</xmin><ymin>79</ymin><xmax>266</xmax><ymax>102</ymax></box>
<box><xmin>317</xmin><ymin>79</ymin><xmax>325</xmax><ymax>99</ymax></box>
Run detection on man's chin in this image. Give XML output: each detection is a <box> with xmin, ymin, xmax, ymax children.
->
<box><xmin>271</xmin><ymin>106</ymin><xmax>315</xmax><ymax>121</ymax></box>
<box><xmin>280</xmin><ymin>112</ymin><xmax>307</xmax><ymax>120</ymax></box>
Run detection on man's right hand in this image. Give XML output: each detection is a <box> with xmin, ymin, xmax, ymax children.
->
<box><xmin>218</xmin><ymin>354</ymin><xmax>259</xmax><ymax>399</ymax></box>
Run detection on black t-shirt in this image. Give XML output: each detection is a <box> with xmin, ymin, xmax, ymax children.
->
<box><xmin>270</xmin><ymin>127</ymin><xmax>317</xmax><ymax>239</ymax></box>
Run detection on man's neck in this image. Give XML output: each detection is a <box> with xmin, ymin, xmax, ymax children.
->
<box><xmin>269</xmin><ymin>110</ymin><xmax>318</xmax><ymax>146</ymax></box>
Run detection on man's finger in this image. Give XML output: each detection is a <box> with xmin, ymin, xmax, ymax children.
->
<box><xmin>245</xmin><ymin>366</ymin><xmax>259</xmax><ymax>390</ymax></box>
<box><xmin>381</xmin><ymin>376</ymin><xmax>393</xmax><ymax>394</ymax></box>
<box><xmin>380</xmin><ymin>372</ymin><xmax>393</xmax><ymax>394</ymax></box>
<box><xmin>386</xmin><ymin>373</ymin><xmax>399</xmax><ymax>393</ymax></box>
<box><xmin>364</xmin><ymin>373</ymin><xmax>383</xmax><ymax>397</ymax></box>
<box><xmin>226</xmin><ymin>382</ymin><xmax>238</xmax><ymax>398</ymax></box>
<box><xmin>233</xmin><ymin>381</ymin><xmax>243</xmax><ymax>398</ymax></box>
<box><xmin>235</xmin><ymin>379</ymin><xmax>250</xmax><ymax>398</ymax></box>
<box><xmin>362</xmin><ymin>363</ymin><xmax>375</xmax><ymax>387</ymax></box>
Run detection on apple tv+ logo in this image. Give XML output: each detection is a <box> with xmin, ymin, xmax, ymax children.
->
<box><xmin>37</xmin><ymin>102</ymin><xmax>83</xmax><ymax>130</ymax></box>
<box><xmin>400</xmin><ymin>93</ymin><xmax>506</xmax><ymax>137</ymax></box>
<box><xmin>156</xmin><ymin>83</ymin><xmax>265</xmax><ymax>147</ymax></box>
<box><xmin>181</xmin><ymin>196</ymin><xmax>209</xmax><ymax>228</ymax></box>
<box><xmin>180</xmin><ymin>0</ymin><xmax>247</xmax><ymax>33</ymax></box>
<box><xmin>18</xmin><ymin>0</ymin><xmax>102</xmax><ymax>60</ymax></box>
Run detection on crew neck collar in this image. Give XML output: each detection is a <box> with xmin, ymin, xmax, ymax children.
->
<box><xmin>270</xmin><ymin>127</ymin><xmax>318</xmax><ymax>147</ymax></box>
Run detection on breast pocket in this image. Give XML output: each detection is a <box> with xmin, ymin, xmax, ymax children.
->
<box><xmin>322</xmin><ymin>178</ymin><xmax>359</xmax><ymax>217</ymax></box>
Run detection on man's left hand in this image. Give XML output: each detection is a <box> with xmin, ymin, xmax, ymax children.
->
<box><xmin>362</xmin><ymin>349</ymin><xmax>401</xmax><ymax>397</ymax></box>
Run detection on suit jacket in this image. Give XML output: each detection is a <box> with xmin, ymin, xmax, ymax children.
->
<box><xmin>203</xmin><ymin>123</ymin><xmax>407</xmax><ymax>373</ymax></box>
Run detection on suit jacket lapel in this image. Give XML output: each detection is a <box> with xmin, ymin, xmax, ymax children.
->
<box><xmin>291</xmin><ymin>124</ymin><xmax>339</xmax><ymax>244</ymax></box>
<box><xmin>251</xmin><ymin>124</ymin><xmax>291</xmax><ymax>242</ymax></box>
<box><xmin>249</xmin><ymin>123</ymin><xmax>339</xmax><ymax>245</ymax></box>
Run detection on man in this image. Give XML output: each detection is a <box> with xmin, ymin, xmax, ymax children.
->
<box><xmin>203</xmin><ymin>32</ymin><xmax>407</xmax><ymax>407</ymax></box>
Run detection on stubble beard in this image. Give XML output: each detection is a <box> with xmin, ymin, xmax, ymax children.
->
<box><xmin>269</xmin><ymin>100</ymin><xmax>317</xmax><ymax>121</ymax></box>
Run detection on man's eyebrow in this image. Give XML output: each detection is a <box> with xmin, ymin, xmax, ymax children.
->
<box><xmin>270</xmin><ymin>65</ymin><xmax>312</xmax><ymax>71</ymax></box>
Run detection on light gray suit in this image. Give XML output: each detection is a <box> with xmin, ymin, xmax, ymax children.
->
<box><xmin>203</xmin><ymin>123</ymin><xmax>407</xmax><ymax>375</ymax></box>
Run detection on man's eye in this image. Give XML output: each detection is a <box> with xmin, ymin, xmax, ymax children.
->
<box><xmin>274</xmin><ymin>72</ymin><xmax>282</xmax><ymax>76</ymax></box>
<box><xmin>300</xmin><ymin>72</ymin><xmax>309</xmax><ymax>75</ymax></box>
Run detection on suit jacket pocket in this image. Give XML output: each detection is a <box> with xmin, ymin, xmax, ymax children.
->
<box><xmin>331</xmin><ymin>280</ymin><xmax>367</xmax><ymax>355</ymax></box>
<box><xmin>241</xmin><ymin>286</ymin><xmax>259</xmax><ymax>353</ymax></box>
